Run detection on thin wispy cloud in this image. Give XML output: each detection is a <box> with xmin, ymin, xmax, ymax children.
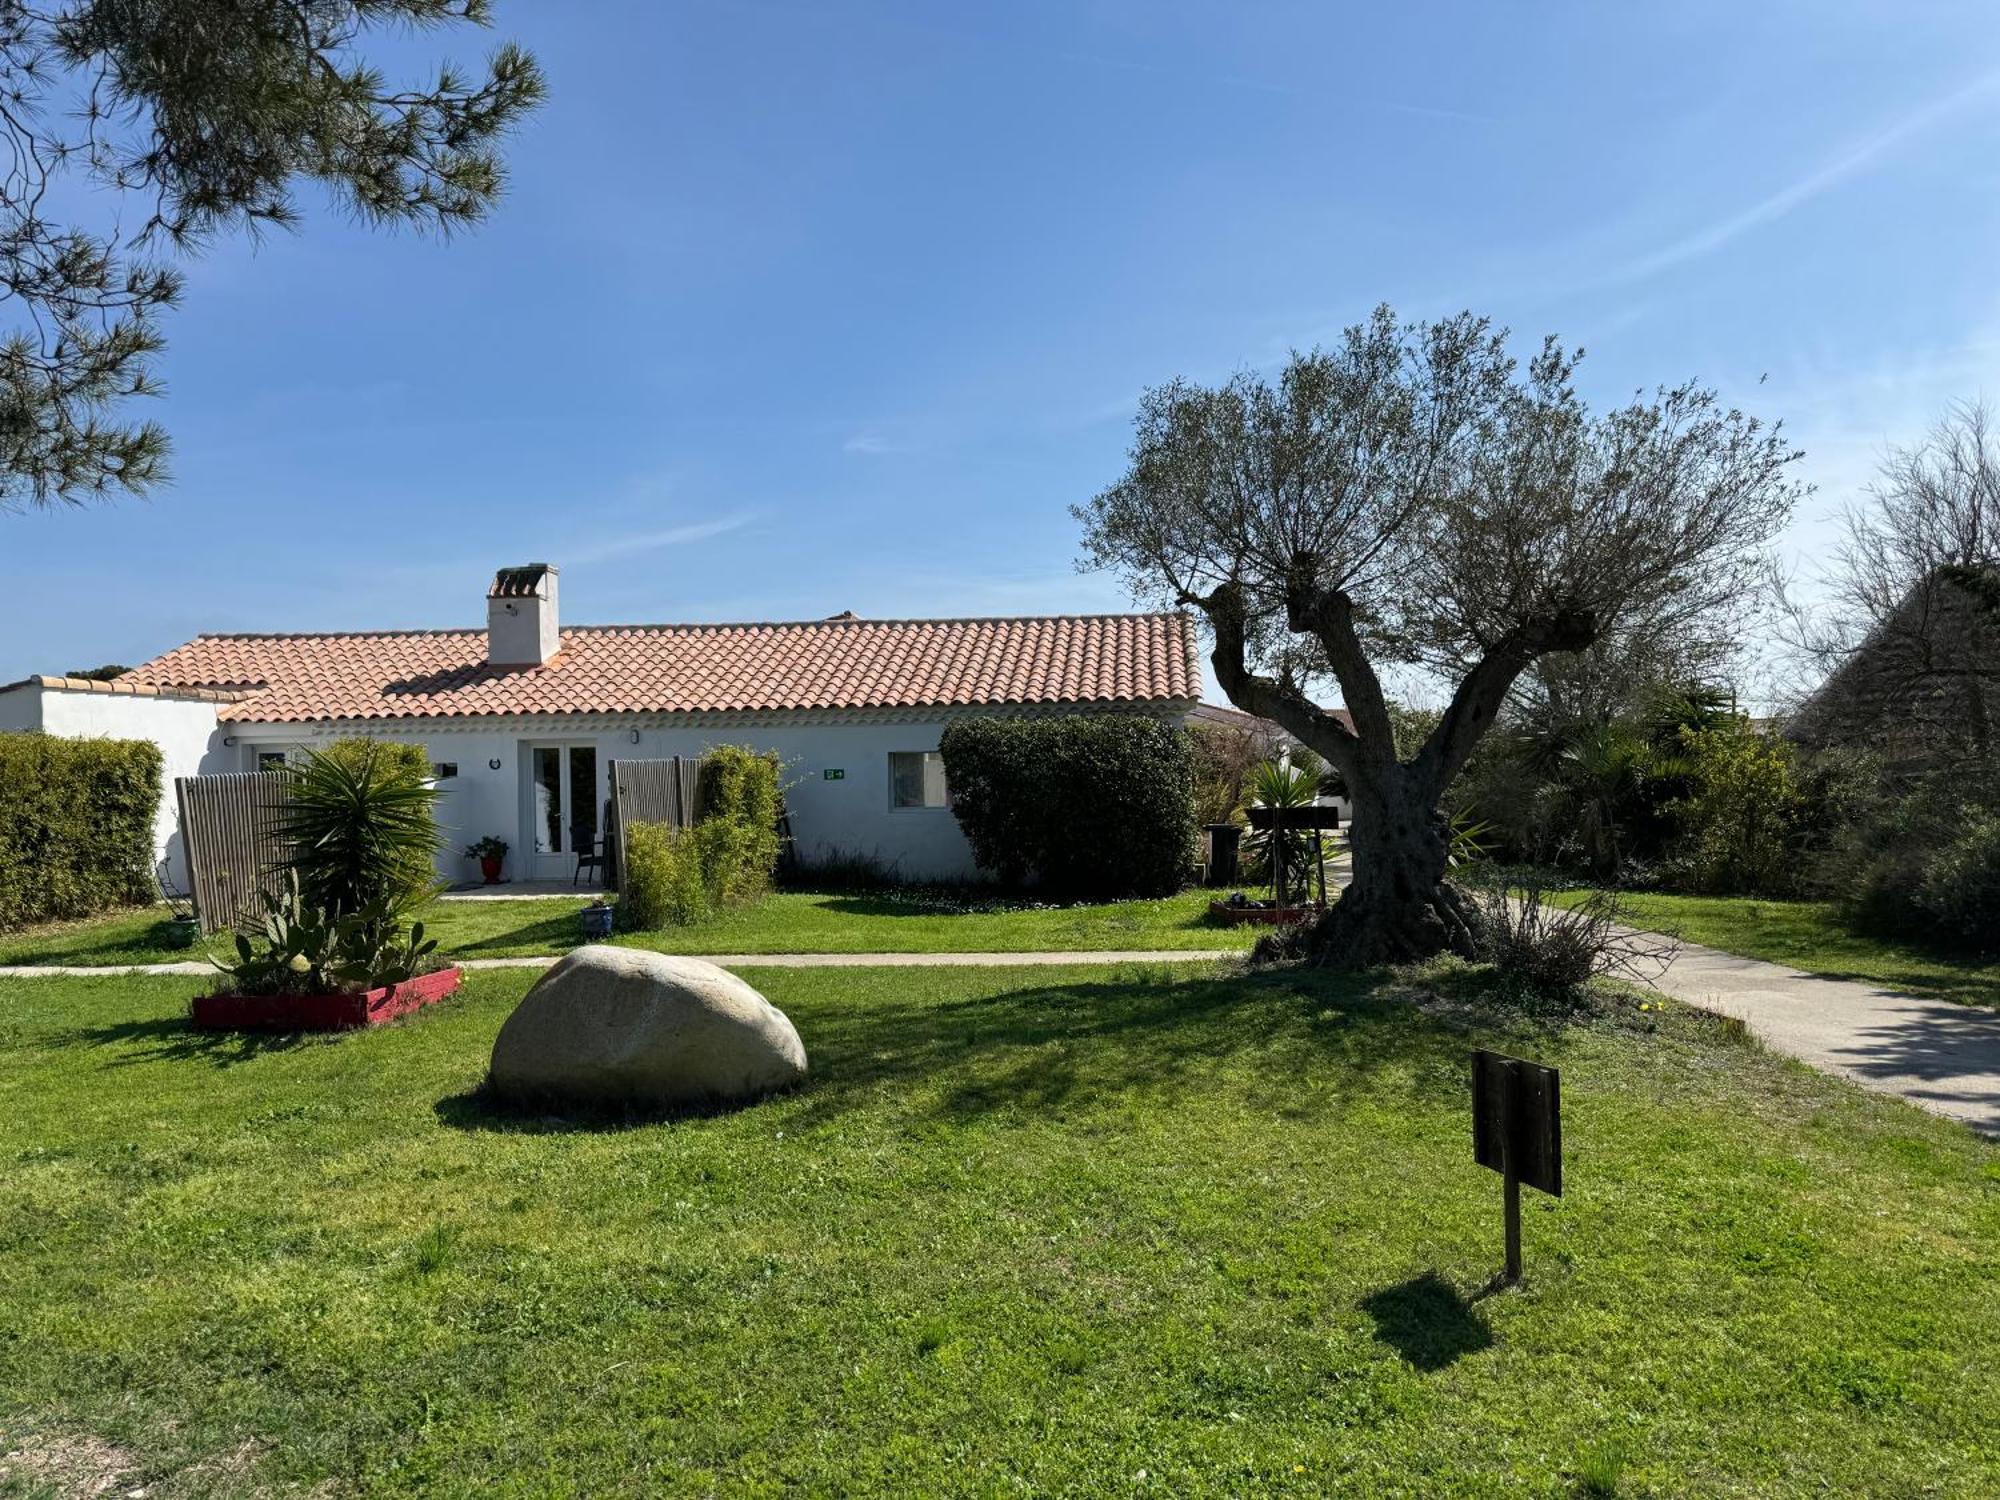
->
<box><xmin>566</xmin><ymin>513</ymin><xmax>754</xmax><ymax>566</ymax></box>
<box><xmin>842</xmin><ymin>432</ymin><xmax>905</xmax><ymax>455</ymax></box>
<box><xmin>1606</xmin><ymin>66</ymin><xmax>2000</xmax><ymax>286</ymax></box>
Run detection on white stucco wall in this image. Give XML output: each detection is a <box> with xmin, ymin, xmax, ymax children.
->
<box><xmin>3</xmin><ymin>688</ymin><xmax>1194</xmax><ymax>891</ymax></box>
<box><xmin>229</xmin><ymin>712</ymin><xmax>1011</xmax><ymax>884</ymax></box>
<box><xmin>0</xmin><ymin>683</ymin><xmax>231</xmax><ymax>886</ymax></box>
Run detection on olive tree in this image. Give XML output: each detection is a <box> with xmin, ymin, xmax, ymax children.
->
<box><xmin>1075</xmin><ymin>307</ymin><xmax>1802</xmax><ymax>963</ymax></box>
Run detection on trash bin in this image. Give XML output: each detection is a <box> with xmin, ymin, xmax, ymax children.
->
<box><xmin>1204</xmin><ymin>822</ymin><xmax>1241</xmax><ymax>887</ymax></box>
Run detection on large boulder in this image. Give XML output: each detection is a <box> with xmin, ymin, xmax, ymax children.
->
<box><xmin>489</xmin><ymin>946</ymin><xmax>807</xmax><ymax>1109</ymax></box>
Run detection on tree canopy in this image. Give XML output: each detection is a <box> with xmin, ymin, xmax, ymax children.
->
<box><xmin>1077</xmin><ymin>306</ymin><xmax>1804</xmax><ymax>961</ymax></box>
<box><xmin>0</xmin><ymin>0</ymin><xmax>544</xmax><ymax>513</ymax></box>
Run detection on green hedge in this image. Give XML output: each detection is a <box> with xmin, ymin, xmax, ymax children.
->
<box><xmin>620</xmin><ymin>747</ymin><xmax>784</xmax><ymax>930</ymax></box>
<box><xmin>0</xmin><ymin>732</ymin><xmax>163</xmax><ymax>931</ymax></box>
<box><xmin>939</xmin><ymin>714</ymin><xmax>1196</xmax><ymax>900</ymax></box>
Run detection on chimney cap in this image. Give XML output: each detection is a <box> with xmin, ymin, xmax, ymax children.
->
<box><xmin>489</xmin><ymin>563</ymin><xmax>557</xmax><ymax>599</ymax></box>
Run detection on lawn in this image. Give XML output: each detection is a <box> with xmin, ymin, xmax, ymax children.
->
<box><xmin>1</xmin><ymin>962</ymin><xmax>1994</xmax><ymax>1496</ymax></box>
<box><xmin>1569</xmin><ymin>890</ymin><xmax>2000</xmax><ymax>1009</ymax></box>
<box><xmin>0</xmin><ymin>889</ymin><xmax>1256</xmax><ymax>969</ymax></box>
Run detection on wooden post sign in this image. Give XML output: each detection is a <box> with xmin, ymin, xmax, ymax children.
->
<box><xmin>1471</xmin><ymin>1049</ymin><xmax>1562</xmax><ymax>1283</ymax></box>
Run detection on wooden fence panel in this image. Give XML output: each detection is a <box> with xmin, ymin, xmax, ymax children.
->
<box><xmin>175</xmin><ymin>771</ymin><xmax>290</xmax><ymax>934</ymax></box>
<box><xmin>607</xmin><ymin>756</ymin><xmax>705</xmax><ymax>890</ymax></box>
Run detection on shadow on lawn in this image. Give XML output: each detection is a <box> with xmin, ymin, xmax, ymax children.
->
<box><xmin>433</xmin><ymin>915</ymin><xmax>581</xmax><ymax>956</ymax></box>
<box><xmin>1</xmin><ymin>917</ymin><xmax>194</xmax><ymax>968</ymax></box>
<box><xmin>433</xmin><ymin>1081</ymin><xmax>767</xmax><ymax>1134</ymax></box>
<box><xmin>1359</xmin><ymin>1271</ymin><xmax>1495</xmax><ymax>1370</ymax></box>
<box><xmin>65</xmin><ymin>1014</ymin><xmax>332</xmax><ymax>1068</ymax></box>
<box><xmin>432</xmin><ymin>963</ymin><xmax>1551</xmax><ymax>1135</ymax></box>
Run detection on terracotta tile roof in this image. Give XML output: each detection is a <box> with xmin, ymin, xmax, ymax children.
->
<box><xmin>121</xmin><ymin>614</ymin><xmax>1201</xmax><ymax>725</ymax></box>
<box><xmin>0</xmin><ymin>673</ymin><xmax>253</xmax><ymax>705</ymax></box>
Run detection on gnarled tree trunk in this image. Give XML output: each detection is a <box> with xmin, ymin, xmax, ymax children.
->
<box><xmin>1254</xmin><ymin>762</ymin><xmax>1482</xmax><ymax>966</ymax></box>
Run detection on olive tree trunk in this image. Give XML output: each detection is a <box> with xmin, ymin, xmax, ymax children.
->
<box><xmin>1255</xmin><ymin>761</ymin><xmax>1481</xmax><ymax>965</ymax></box>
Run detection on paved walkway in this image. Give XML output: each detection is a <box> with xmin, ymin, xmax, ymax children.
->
<box><xmin>0</xmin><ymin>949</ymin><xmax>1236</xmax><ymax>980</ymax></box>
<box><xmin>1641</xmin><ymin>936</ymin><xmax>2000</xmax><ymax>1137</ymax></box>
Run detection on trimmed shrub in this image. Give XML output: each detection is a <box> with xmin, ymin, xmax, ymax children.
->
<box><xmin>939</xmin><ymin>714</ymin><xmax>1197</xmax><ymax>900</ymax></box>
<box><xmin>697</xmin><ymin>745</ymin><xmax>783</xmax><ymax>904</ymax></box>
<box><xmin>0</xmin><ymin>732</ymin><xmax>162</xmax><ymax>931</ymax></box>
<box><xmin>1827</xmin><ymin>759</ymin><xmax>2000</xmax><ymax>955</ymax></box>
<box><xmin>619</xmin><ymin>747</ymin><xmax>784</xmax><ymax>930</ymax></box>
<box><xmin>620</xmin><ymin>821</ymin><xmax>714</xmax><ymax>928</ymax></box>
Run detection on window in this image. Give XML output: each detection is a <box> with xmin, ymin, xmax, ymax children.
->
<box><xmin>431</xmin><ymin>762</ymin><xmax>458</xmax><ymax>781</ymax></box>
<box><xmin>256</xmin><ymin>750</ymin><xmax>288</xmax><ymax>772</ymax></box>
<box><xmin>889</xmin><ymin>750</ymin><xmax>948</xmax><ymax>809</ymax></box>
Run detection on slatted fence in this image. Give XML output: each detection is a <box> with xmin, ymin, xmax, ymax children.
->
<box><xmin>606</xmin><ymin>756</ymin><xmax>705</xmax><ymax>888</ymax></box>
<box><xmin>175</xmin><ymin>771</ymin><xmax>290</xmax><ymax>933</ymax></box>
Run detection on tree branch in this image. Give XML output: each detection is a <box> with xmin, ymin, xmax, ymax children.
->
<box><xmin>1283</xmin><ymin>562</ymin><xmax>1396</xmax><ymax>758</ymax></box>
<box><xmin>1195</xmin><ymin>582</ymin><xmax>1364</xmax><ymax>780</ymax></box>
<box><xmin>1414</xmin><ymin>608</ymin><xmax>1598</xmax><ymax>794</ymax></box>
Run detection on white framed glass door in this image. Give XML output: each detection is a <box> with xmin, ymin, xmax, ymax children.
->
<box><xmin>521</xmin><ymin>742</ymin><xmax>600</xmax><ymax>882</ymax></box>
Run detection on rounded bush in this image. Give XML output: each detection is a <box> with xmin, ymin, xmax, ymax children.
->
<box><xmin>939</xmin><ymin>714</ymin><xmax>1196</xmax><ymax>901</ymax></box>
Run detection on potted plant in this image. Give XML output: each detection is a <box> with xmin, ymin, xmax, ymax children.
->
<box><xmin>155</xmin><ymin>855</ymin><xmax>200</xmax><ymax>948</ymax></box>
<box><xmin>465</xmin><ymin>835</ymin><xmax>509</xmax><ymax>885</ymax></box>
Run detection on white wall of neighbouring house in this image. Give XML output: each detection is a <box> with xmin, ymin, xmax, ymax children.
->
<box><xmin>228</xmin><ymin>710</ymin><xmax>1150</xmax><ymax>887</ymax></box>
<box><xmin>0</xmin><ymin>684</ymin><xmax>232</xmax><ymax>888</ymax></box>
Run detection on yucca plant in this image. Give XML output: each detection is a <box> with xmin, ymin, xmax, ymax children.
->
<box><xmin>1243</xmin><ymin>757</ymin><xmax>1322</xmax><ymax>903</ymax></box>
<box><xmin>275</xmin><ymin>739</ymin><xmax>443</xmax><ymax>919</ymax></box>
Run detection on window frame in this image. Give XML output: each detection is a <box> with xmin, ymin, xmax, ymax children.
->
<box><xmin>887</xmin><ymin>749</ymin><xmax>949</xmax><ymax>812</ymax></box>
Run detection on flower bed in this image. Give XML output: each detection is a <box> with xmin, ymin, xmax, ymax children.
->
<box><xmin>192</xmin><ymin>966</ymin><xmax>462</xmax><ymax>1032</ymax></box>
<box><xmin>1207</xmin><ymin>900</ymin><xmax>1315</xmax><ymax>927</ymax></box>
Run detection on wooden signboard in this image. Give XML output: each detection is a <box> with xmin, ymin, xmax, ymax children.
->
<box><xmin>1471</xmin><ymin>1049</ymin><xmax>1563</xmax><ymax>1281</ymax></box>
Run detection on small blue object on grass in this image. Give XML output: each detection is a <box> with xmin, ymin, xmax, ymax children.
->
<box><xmin>580</xmin><ymin>903</ymin><xmax>615</xmax><ymax>940</ymax></box>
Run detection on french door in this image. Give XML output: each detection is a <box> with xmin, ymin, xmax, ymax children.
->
<box><xmin>523</xmin><ymin>742</ymin><xmax>600</xmax><ymax>882</ymax></box>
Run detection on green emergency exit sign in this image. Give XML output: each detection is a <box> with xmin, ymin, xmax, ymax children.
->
<box><xmin>823</xmin><ymin>768</ymin><xmax>845</xmax><ymax>780</ymax></box>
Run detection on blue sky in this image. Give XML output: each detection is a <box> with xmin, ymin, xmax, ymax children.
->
<box><xmin>6</xmin><ymin>0</ymin><xmax>1999</xmax><ymax>708</ymax></box>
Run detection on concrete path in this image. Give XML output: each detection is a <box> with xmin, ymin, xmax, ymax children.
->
<box><xmin>439</xmin><ymin>883</ymin><xmax>609</xmax><ymax>901</ymax></box>
<box><xmin>1643</xmin><ymin>937</ymin><xmax>2000</xmax><ymax>1138</ymax></box>
<box><xmin>0</xmin><ymin>949</ymin><xmax>1237</xmax><ymax>981</ymax></box>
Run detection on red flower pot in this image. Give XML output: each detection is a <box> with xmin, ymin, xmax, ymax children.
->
<box><xmin>192</xmin><ymin>967</ymin><xmax>463</xmax><ymax>1032</ymax></box>
<box><xmin>479</xmin><ymin>856</ymin><xmax>504</xmax><ymax>884</ymax></box>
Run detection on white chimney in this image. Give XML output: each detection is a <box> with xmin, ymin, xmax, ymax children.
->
<box><xmin>487</xmin><ymin>563</ymin><xmax>560</xmax><ymax>666</ymax></box>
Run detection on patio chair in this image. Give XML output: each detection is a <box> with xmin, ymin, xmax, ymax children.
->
<box><xmin>570</xmin><ymin>820</ymin><xmax>606</xmax><ymax>887</ymax></box>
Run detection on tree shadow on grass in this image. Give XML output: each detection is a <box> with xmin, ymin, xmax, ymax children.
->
<box><xmin>785</xmin><ymin>964</ymin><xmax>1548</xmax><ymax>1131</ymax></box>
<box><xmin>427</xmin><ymin>964</ymin><xmax>1505</xmax><ymax>1135</ymax></box>
<box><xmin>62</xmin><ymin>1014</ymin><xmax>333</xmax><ymax>1068</ymax></box>
<box><xmin>0</xmin><ymin>917</ymin><xmax>193</xmax><ymax>968</ymax></box>
<box><xmin>426</xmin><ymin>960</ymin><xmax>1571</xmax><ymax>1137</ymax></box>
<box><xmin>434</xmin><ymin>915</ymin><xmax>581</xmax><ymax>956</ymax></box>
<box><xmin>1359</xmin><ymin>1271</ymin><xmax>1495</xmax><ymax>1370</ymax></box>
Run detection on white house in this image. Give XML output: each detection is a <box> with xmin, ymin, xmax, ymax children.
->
<box><xmin>1</xmin><ymin>564</ymin><xmax>1201</xmax><ymax>887</ymax></box>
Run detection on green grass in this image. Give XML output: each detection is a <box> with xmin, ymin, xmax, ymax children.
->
<box><xmin>0</xmin><ymin>889</ymin><xmax>1256</xmax><ymax>969</ymax></box>
<box><xmin>1565</xmin><ymin>890</ymin><xmax>2000</xmax><ymax>1009</ymax></box>
<box><xmin>1</xmin><ymin>962</ymin><xmax>1995</xmax><ymax>1496</ymax></box>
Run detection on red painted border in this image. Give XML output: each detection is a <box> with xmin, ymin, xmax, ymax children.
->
<box><xmin>1207</xmin><ymin>901</ymin><xmax>1315</xmax><ymax>927</ymax></box>
<box><xmin>192</xmin><ymin>967</ymin><xmax>463</xmax><ymax>1032</ymax></box>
